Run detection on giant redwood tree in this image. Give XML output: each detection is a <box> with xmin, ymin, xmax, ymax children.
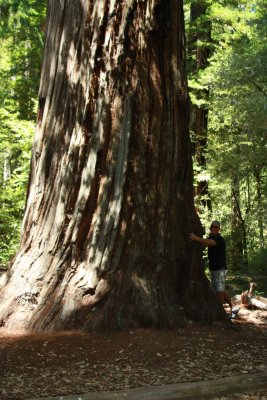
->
<box><xmin>0</xmin><ymin>0</ymin><xmax>225</xmax><ymax>332</ymax></box>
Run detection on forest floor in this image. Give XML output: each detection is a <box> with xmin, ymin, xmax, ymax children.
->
<box><xmin>0</xmin><ymin>303</ymin><xmax>266</xmax><ymax>400</ymax></box>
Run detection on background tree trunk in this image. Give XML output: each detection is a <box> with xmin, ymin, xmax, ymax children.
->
<box><xmin>253</xmin><ymin>167</ymin><xmax>265</xmax><ymax>249</ymax></box>
<box><xmin>188</xmin><ymin>0</ymin><xmax>212</xmax><ymax>212</ymax></box>
<box><xmin>230</xmin><ymin>177</ymin><xmax>246</xmax><ymax>271</ymax></box>
<box><xmin>0</xmin><ymin>0</ymin><xmax>225</xmax><ymax>332</ymax></box>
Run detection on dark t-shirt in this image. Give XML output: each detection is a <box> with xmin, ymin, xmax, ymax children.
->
<box><xmin>208</xmin><ymin>234</ymin><xmax>227</xmax><ymax>271</ymax></box>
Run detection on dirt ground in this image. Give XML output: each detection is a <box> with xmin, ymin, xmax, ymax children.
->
<box><xmin>0</xmin><ymin>306</ymin><xmax>266</xmax><ymax>400</ymax></box>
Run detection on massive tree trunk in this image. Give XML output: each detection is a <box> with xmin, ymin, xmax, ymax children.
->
<box><xmin>0</xmin><ymin>0</ymin><xmax>225</xmax><ymax>332</ymax></box>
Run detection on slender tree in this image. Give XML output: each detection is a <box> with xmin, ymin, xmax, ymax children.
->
<box><xmin>0</xmin><ymin>0</ymin><xmax>225</xmax><ymax>332</ymax></box>
<box><xmin>187</xmin><ymin>0</ymin><xmax>212</xmax><ymax>212</ymax></box>
<box><xmin>231</xmin><ymin>176</ymin><xmax>246</xmax><ymax>270</ymax></box>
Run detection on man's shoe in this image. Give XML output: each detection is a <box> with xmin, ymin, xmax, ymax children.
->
<box><xmin>231</xmin><ymin>306</ymin><xmax>240</xmax><ymax>319</ymax></box>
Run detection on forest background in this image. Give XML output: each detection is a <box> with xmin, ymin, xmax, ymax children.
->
<box><xmin>0</xmin><ymin>0</ymin><xmax>266</xmax><ymax>295</ymax></box>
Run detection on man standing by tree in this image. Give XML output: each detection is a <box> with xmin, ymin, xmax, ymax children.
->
<box><xmin>189</xmin><ymin>221</ymin><xmax>235</xmax><ymax>316</ymax></box>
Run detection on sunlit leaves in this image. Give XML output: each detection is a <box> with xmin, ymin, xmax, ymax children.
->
<box><xmin>0</xmin><ymin>0</ymin><xmax>46</xmax><ymax>266</ymax></box>
<box><xmin>0</xmin><ymin>107</ymin><xmax>34</xmax><ymax>266</ymax></box>
<box><xmin>187</xmin><ymin>0</ymin><xmax>267</xmax><ymax>259</ymax></box>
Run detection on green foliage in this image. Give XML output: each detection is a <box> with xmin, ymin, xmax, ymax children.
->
<box><xmin>247</xmin><ymin>248</ymin><xmax>267</xmax><ymax>295</ymax></box>
<box><xmin>226</xmin><ymin>247</ymin><xmax>267</xmax><ymax>297</ymax></box>
<box><xmin>0</xmin><ymin>109</ymin><xmax>34</xmax><ymax>267</ymax></box>
<box><xmin>0</xmin><ymin>0</ymin><xmax>46</xmax><ymax>267</ymax></box>
<box><xmin>249</xmin><ymin>248</ymin><xmax>267</xmax><ymax>274</ymax></box>
<box><xmin>187</xmin><ymin>0</ymin><xmax>267</xmax><ymax>270</ymax></box>
<box><xmin>206</xmin><ymin>1</ymin><xmax>267</xmax><ymax>249</ymax></box>
<box><xmin>0</xmin><ymin>0</ymin><xmax>46</xmax><ymax>119</ymax></box>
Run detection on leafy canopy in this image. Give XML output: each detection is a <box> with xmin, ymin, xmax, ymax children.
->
<box><xmin>0</xmin><ymin>0</ymin><xmax>46</xmax><ymax>267</ymax></box>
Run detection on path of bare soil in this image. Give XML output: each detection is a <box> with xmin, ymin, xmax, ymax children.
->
<box><xmin>0</xmin><ymin>307</ymin><xmax>266</xmax><ymax>400</ymax></box>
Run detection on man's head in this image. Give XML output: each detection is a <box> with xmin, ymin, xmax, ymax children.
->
<box><xmin>210</xmin><ymin>220</ymin><xmax>220</xmax><ymax>233</ymax></box>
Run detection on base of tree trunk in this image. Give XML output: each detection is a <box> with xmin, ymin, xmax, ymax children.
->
<box><xmin>0</xmin><ymin>260</ymin><xmax>230</xmax><ymax>333</ymax></box>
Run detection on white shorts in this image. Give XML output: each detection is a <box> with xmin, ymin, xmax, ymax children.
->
<box><xmin>210</xmin><ymin>270</ymin><xmax>227</xmax><ymax>292</ymax></box>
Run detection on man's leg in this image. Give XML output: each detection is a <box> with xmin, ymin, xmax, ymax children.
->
<box><xmin>217</xmin><ymin>291</ymin><xmax>225</xmax><ymax>305</ymax></box>
<box><xmin>211</xmin><ymin>270</ymin><xmax>231</xmax><ymax>309</ymax></box>
<box><xmin>216</xmin><ymin>291</ymin><xmax>232</xmax><ymax>308</ymax></box>
<box><xmin>223</xmin><ymin>270</ymin><xmax>232</xmax><ymax>309</ymax></box>
<box><xmin>224</xmin><ymin>290</ymin><xmax>232</xmax><ymax>309</ymax></box>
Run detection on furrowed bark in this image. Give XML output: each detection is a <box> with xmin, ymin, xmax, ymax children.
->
<box><xmin>0</xmin><ymin>0</ymin><xmax>226</xmax><ymax>332</ymax></box>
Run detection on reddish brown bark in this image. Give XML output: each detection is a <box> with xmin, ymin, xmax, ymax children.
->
<box><xmin>0</xmin><ymin>0</ymin><xmax>226</xmax><ymax>332</ymax></box>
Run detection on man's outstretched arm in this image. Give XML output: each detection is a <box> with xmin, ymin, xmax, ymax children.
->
<box><xmin>189</xmin><ymin>233</ymin><xmax>216</xmax><ymax>247</ymax></box>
